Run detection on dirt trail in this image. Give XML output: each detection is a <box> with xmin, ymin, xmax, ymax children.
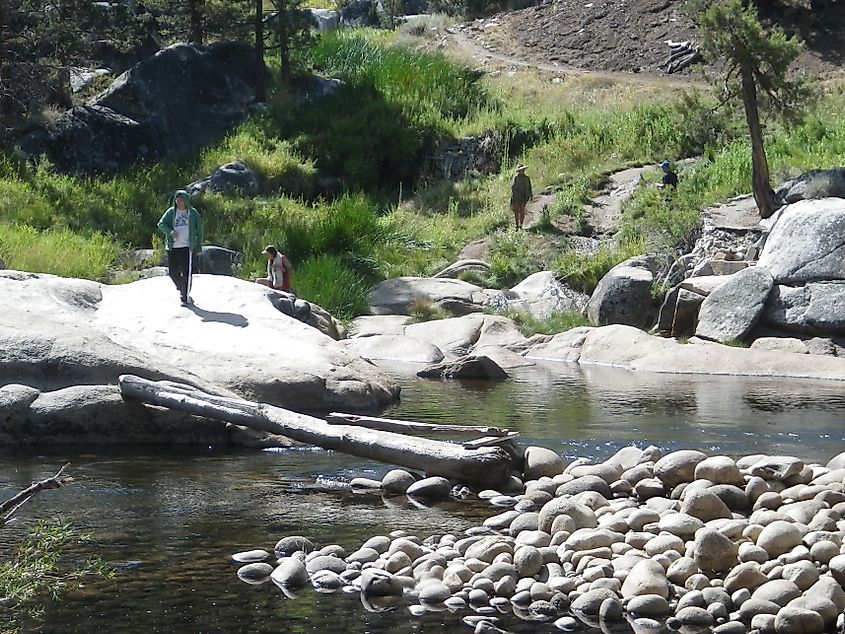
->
<box><xmin>585</xmin><ymin>166</ymin><xmax>648</xmax><ymax>235</ymax></box>
<box><xmin>457</xmin><ymin>166</ymin><xmax>647</xmax><ymax>262</ymax></box>
<box><xmin>444</xmin><ymin>30</ymin><xmax>701</xmax><ymax>90</ymax></box>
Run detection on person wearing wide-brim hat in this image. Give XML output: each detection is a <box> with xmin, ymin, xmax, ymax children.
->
<box><xmin>510</xmin><ymin>163</ymin><xmax>533</xmax><ymax>230</ymax></box>
<box><xmin>255</xmin><ymin>245</ymin><xmax>293</xmax><ymax>292</ymax></box>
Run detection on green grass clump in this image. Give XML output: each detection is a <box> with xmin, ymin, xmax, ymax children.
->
<box><xmin>408</xmin><ymin>298</ymin><xmax>450</xmax><ymax>322</ymax></box>
<box><xmin>552</xmin><ymin>238</ymin><xmax>647</xmax><ymax>294</ymax></box>
<box><xmin>0</xmin><ymin>223</ymin><xmax>118</xmax><ymax>280</ymax></box>
<box><xmin>293</xmin><ymin>253</ymin><xmax>370</xmax><ymax>321</ymax></box>
<box><xmin>487</xmin><ymin>229</ymin><xmax>545</xmax><ymax>288</ymax></box>
<box><xmin>457</xmin><ymin>269</ymin><xmax>493</xmax><ymax>287</ymax></box>
<box><xmin>310</xmin><ymin>30</ymin><xmax>490</xmax><ymax>125</ymax></box>
<box><xmin>498</xmin><ymin>309</ymin><xmax>589</xmax><ymax>337</ymax></box>
<box><xmin>281</xmin><ymin>30</ymin><xmax>495</xmax><ymax>190</ymax></box>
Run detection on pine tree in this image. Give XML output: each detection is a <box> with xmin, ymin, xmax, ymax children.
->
<box><xmin>695</xmin><ymin>0</ymin><xmax>810</xmax><ymax>218</ymax></box>
<box><xmin>267</xmin><ymin>0</ymin><xmax>315</xmax><ymax>83</ymax></box>
<box><xmin>0</xmin><ymin>0</ymin><xmax>99</xmax><ymax>127</ymax></box>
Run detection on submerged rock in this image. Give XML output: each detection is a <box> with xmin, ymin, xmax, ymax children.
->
<box><xmin>416</xmin><ymin>355</ymin><xmax>508</xmax><ymax>381</ymax></box>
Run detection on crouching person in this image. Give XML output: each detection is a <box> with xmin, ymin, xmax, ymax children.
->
<box><xmin>256</xmin><ymin>245</ymin><xmax>293</xmax><ymax>292</ymax></box>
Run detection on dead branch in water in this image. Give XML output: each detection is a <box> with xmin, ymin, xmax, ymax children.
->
<box><xmin>1</xmin><ymin>463</ymin><xmax>74</xmax><ymax>525</ymax></box>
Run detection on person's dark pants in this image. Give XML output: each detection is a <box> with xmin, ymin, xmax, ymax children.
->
<box><xmin>167</xmin><ymin>247</ymin><xmax>195</xmax><ymax>302</ymax></box>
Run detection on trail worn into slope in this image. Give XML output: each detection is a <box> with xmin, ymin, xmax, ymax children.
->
<box><xmin>444</xmin><ymin>28</ymin><xmax>700</xmax><ymax>89</ymax></box>
<box><xmin>449</xmin><ymin>0</ymin><xmax>845</xmax><ymax>80</ymax></box>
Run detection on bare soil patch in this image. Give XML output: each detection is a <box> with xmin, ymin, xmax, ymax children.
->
<box><xmin>450</xmin><ymin>0</ymin><xmax>845</xmax><ymax>79</ymax></box>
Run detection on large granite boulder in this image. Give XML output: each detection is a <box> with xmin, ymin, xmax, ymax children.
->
<box><xmin>594</xmin><ymin>325</ymin><xmax>845</xmax><ymax>378</ymax></box>
<box><xmin>0</xmin><ymin>383</ymin><xmax>289</xmax><ymax>446</ymax></box>
<box><xmin>507</xmin><ymin>271</ymin><xmax>589</xmax><ymax>320</ymax></box>
<box><xmin>345</xmin><ymin>314</ymin><xmax>527</xmax><ymax>365</ymax></box>
<box><xmin>762</xmin><ymin>283</ymin><xmax>845</xmax><ymax>335</ymax></box>
<box><xmin>657</xmin><ymin>287</ymin><xmax>705</xmax><ymax>337</ymax></box>
<box><xmin>16</xmin><ymin>42</ymin><xmax>258</xmax><ymax>174</ymax></box>
<box><xmin>587</xmin><ymin>257</ymin><xmax>658</xmax><ymax>328</ymax></box>
<box><xmin>0</xmin><ymin>271</ymin><xmax>398</xmax><ymax>411</ymax></box>
<box><xmin>757</xmin><ymin>198</ymin><xmax>845</xmax><ymax>283</ymax></box>
<box><xmin>198</xmin><ymin>245</ymin><xmax>243</xmax><ymax>276</ymax></box>
<box><xmin>776</xmin><ymin>168</ymin><xmax>845</xmax><ymax>204</ymax></box>
<box><xmin>695</xmin><ymin>266</ymin><xmax>774</xmax><ymax>343</ymax></box>
<box><xmin>367</xmin><ymin>277</ymin><xmax>504</xmax><ymax>316</ymax></box>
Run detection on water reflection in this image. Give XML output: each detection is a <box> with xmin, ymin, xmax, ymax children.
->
<box><xmin>2</xmin><ymin>363</ymin><xmax>845</xmax><ymax>632</ymax></box>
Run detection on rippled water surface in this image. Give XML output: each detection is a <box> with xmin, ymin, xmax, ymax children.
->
<box><xmin>3</xmin><ymin>363</ymin><xmax>845</xmax><ymax>633</ymax></box>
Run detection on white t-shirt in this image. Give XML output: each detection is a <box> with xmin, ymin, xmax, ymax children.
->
<box><xmin>173</xmin><ymin>209</ymin><xmax>190</xmax><ymax>248</ymax></box>
<box><xmin>269</xmin><ymin>253</ymin><xmax>287</xmax><ymax>288</ymax></box>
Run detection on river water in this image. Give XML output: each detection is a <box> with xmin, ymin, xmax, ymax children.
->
<box><xmin>3</xmin><ymin>362</ymin><xmax>845</xmax><ymax>633</ymax></box>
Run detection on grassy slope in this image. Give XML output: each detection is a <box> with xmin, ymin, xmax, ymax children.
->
<box><xmin>2</xmin><ymin>28</ymin><xmax>844</xmax><ymax>320</ymax></box>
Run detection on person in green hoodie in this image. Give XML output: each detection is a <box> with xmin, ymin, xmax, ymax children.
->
<box><xmin>157</xmin><ymin>190</ymin><xmax>204</xmax><ymax>306</ymax></box>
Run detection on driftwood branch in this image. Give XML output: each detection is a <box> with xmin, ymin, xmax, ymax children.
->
<box><xmin>118</xmin><ymin>375</ymin><xmax>513</xmax><ymax>485</ymax></box>
<box><xmin>326</xmin><ymin>413</ymin><xmax>511</xmax><ymax>437</ymax></box>
<box><xmin>1</xmin><ymin>463</ymin><xmax>74</xmax><ymax>523</ymax></box>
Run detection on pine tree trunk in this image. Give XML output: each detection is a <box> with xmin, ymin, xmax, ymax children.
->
<box><xmin>188</xmin><ymin>0</ymin><xmax>204</xmax><ymax>44</ymax></box>
<box><xmin>740</xmin><ymin>62</ymin><xmax>779</xmax><ymax>219</ymax></box>
<box><xmin>254</xmin><ymin>0</ymin><xmax>266</xmax><ymax>101</ymax></box>
<box><xmin>0</xmin><ymin>0</ymin><xmax>6</xmax><ymax>118</ymax></box>
<box><xmin>279</xmin><ymin>27</ymin><xmax>290</xmax><ymax>83</ymax></box>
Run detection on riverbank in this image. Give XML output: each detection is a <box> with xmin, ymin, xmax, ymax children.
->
<box><xmin>5</xmin><ymin>266</ymin><xmax>845</xmax><ymax>446</ymax></box>
<box><xmin>4</xmin><ymin>367</ymin><xmax>845</xmax><ymax>633</ymax></box>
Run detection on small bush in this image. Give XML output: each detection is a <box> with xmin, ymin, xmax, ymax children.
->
<box><xmin>293</xmin><ymin>253</ymin><xmax>370</xmax><ymax>321</ymax></box>
<box><xmin>457</xmin><ymin>269</ymin><xmax>493</xmax><ymax>287</ymax></box>
<box><xmin>487</xmin><ymin>229</ymin><xmax>544</xmax><ymax>288</ymax></box>
<box><xmin>498</xmin><ymin>309</ymin><xmax>589</xmax><ymax>337</ymax></box>
<box><xmin>552</xmin><ymin>238</ymin><xmax>646</xmax><ymax>294</ymax></box>
<box><xmin>408</xmin><ymin>298</ymin><xmax>449</xmax><ymax>322</ymax></box>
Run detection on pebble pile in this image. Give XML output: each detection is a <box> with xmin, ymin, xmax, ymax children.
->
<box><xmin>232</xmin><ymin>445</ymin><xmax>845</xmax><ymax>634</ymax></box>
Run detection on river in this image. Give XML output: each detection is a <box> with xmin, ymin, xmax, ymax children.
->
<box><xmin>2</xmin><ymin>362</ymin><xmax>845</xmax><ymax>633</ymax></box>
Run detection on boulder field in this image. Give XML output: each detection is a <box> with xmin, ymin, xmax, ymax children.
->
<box><xmin>657</xmin><ymin>196</ymin><xmax>845</xmax><ymax>347</ymax></box>
<box><xmin>0</xmin><ymin>271</ymin><xmax>398</xmax><ymax>443</ymax></box>
<box><xmin>235</xmin><ymin>446</ymin><xmax>845</xmax><ymax>634</ymax></box>
<box><xmin>347</xmin><ymin>313</ymin><xmax>845</xmax><ymax>382</ymax></box>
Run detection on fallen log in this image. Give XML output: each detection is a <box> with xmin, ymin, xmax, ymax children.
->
<box><xmin>118</xmin><ymin>375</ymin><xmax>513</xmax><ymax>486</ymax></box>
<box><xmin>326</xmin><ymin>413</ymin><xmax>511</xmax><ymax>437</ymax></box>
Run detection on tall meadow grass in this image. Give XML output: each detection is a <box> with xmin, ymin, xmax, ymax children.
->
<box><xmin>0</xmin><ymin>224</ymin><xmax>118</xmax><ymax>280</ymax></box>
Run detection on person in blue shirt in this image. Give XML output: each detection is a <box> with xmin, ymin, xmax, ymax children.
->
<box><xmin>658</xmin><ymin>160</ymin><xmax>678</xmax><ymax>189</ymax></box>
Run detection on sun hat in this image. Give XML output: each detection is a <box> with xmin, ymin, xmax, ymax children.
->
<box><xmin>516</xmin><ymin>163</ymin><xmax>527</xmax><ymax>171</ymax></box>
<box><xmin>660</xmin><ymin>160</ymin><xmax>671</xmax><ymax>169</ymax></box>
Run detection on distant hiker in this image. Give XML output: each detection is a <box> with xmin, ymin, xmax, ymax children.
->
<box><xmin>256</xmin><ymin>245</ymin><xmax>293</xmax><ymax>292</ymax></box>
<box><xmin>510</xmin><ymin>163</ymin><xmax>533</xmax><ymax>230</ymax></box>
<box><xmin>658</xmin><ymin>160</ymin><xmax>678</xmax><ymax>189</ymax></box>
<box><xmin>157</xmin><ymin>190</ymin><xmax>203</xmax><ymax>306</ymax></box>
